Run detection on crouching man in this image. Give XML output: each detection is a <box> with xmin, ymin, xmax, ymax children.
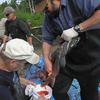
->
<box><xmin>0</xmin><ymin>39</ymin><xmax>39</xmax><ymax>100</ymax></box>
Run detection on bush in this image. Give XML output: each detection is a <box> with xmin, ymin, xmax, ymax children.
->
<box><xmin>17</xmin><ymin>12</ymin><xmax>44</xmax><ymax>27</ymax></box>
<box><xmin>0</xmin><ymin>10</ymin><xmax>4</xmax><ymax>19</ymax></box>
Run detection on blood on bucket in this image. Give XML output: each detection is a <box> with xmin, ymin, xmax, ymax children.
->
<box><xmin>37</xmin><ymin>91</ymin><xmax>49</xmax><ymax>96</ymax></box>
<box><xmin>30</xmin><ymin>84</ymin><xmax>52</xmax><ymax>100</ymax></box>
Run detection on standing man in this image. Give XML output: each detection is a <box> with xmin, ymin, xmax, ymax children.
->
<box><xmin>3</xmin><ymin>6</ymin><xmax>33</xmax><ymax>45</ymax></box>
<box><xmin>0</xmin><ymin>39</ymin><xmax>39</xmax><ymax>100</ymax></box>
<box><xmin>42</xmin><ymin>0</ymin><xmax>100</xmax><ymax>100</ymax></box>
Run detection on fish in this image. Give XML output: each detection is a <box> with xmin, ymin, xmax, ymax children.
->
<box><xmin>41</xmin><ymin>41</ymin><xmax>70</xmax><ymax>87</ymax></box>
<box><xmin>42</xmin><ymin>37</ymin><xmax>80</xmax><ymax>87</ymax></box>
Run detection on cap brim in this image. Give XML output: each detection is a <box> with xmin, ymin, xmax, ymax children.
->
<box><xmin>26</xmin><ymin>53</ymin><xmax>39</xmax><ymax>64</ymax></box>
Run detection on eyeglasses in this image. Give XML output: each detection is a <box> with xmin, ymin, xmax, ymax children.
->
<box><xmin>6</xmin><ymin>13</ymin><xmax>10</xmax><ymax>17</ymax></box>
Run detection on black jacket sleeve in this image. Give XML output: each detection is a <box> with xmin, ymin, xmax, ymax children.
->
<box><xmin>18</xmin><ymin>19</ymin><xmax>32</xmax><ymax>37</ymax></box>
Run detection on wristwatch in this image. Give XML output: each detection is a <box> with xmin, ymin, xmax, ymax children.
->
<box><xmin>74</xmin><ymin>25</ymin><xmax>81</xmax><ymax>32</ymax></box>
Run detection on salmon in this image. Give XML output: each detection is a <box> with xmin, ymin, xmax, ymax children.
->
<box><xmin>42</xmin><ymin>37</ymin><xmax>80</xmax><ymax>87</ymax></box>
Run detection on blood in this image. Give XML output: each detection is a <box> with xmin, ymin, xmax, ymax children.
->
<box><xmin>37</xmin><ymin>91</ymin><xmax>48</xmax><ymax>96</ymax></box>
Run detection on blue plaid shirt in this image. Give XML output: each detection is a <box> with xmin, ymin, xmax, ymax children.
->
<box><xmin>42</xmin><ymin>0</ymin><xmax>100</xmax><ymax>44</ymax></box>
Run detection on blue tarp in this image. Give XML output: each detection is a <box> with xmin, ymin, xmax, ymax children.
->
<box><xmin>68</xmin><ymin>79</ymin><xmax>81</xmax><ymax>100</ymax></box>
<box><xmin>24</xmin><ymin>57</ymin><xmax>81</xmax><ymax>100</ymax></box>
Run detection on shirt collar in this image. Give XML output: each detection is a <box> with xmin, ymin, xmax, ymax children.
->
<box><xmin>61</xmin><ymin>0</ymin><xmax>67</xmax><ymax>7</ymax></box>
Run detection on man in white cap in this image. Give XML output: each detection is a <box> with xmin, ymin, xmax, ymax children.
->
<box><xmin>0</xmin><ymin>39</ymin><xmax>39</xmax><ymax>100</ymax></box>
<box><xmin>3</xmin><ymin>6</ymin><xmax>33</xmax><ymax>46</ymax></box>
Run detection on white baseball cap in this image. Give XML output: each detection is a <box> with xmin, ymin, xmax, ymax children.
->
<box><xmin>2</xmin><ymin>39</ymin><xmax>39</xmax><ymax>64</ymax></box>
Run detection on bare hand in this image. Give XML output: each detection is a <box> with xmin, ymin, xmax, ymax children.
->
<box><xmin>19</xmin><ymin>77</ymin><xmax>36</xmax><ymax>86</ymax></box>
<box><xmin>45</xmin><ymin>59</ymin><xmax>52</xmax><ymax>76</ymax></box>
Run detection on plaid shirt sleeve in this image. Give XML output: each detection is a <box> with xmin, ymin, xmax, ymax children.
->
<box><xmin>42</xmin><ymin>15</ymin><xmax>56</xmax><ymax>45</ymax></box>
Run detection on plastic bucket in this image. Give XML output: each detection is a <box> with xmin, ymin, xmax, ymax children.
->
<box><xmin>32</xmin><ymin>84</ymin><xmax>52</xmax><ymax>100</ymax></box>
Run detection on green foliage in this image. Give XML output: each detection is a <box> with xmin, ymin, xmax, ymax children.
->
<box><xmin>0</xmin><ymin>10</ymin><xmax>4</xmax><ymax>18</ymax></box>
<box><xmin>18</xmin><ymin>0</ymin><xmax>29</xmax><ymax>12</ymax></box>
<box><xmin>0</xmin><ymin>1</ymin><xmax>8</xmax><ymax>11</ymax></box>
<box><xmin>17</xmin><ymin>12</ymin><xmax>44</xmax><ymax>27</ymax></box>
<box><xmin>32</xmin><ymin>13</ymin><xmax>44</xmax><ymax>27</ymax></box>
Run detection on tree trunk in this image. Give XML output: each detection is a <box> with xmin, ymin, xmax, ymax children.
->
<box><xmin>31</xmin><ymin>0</ymin><xmax>35</xmax><ymax>13</ymax></box>
<box><xmin>28</xmin><ymin>0</ymin><xmax>32</xmax><ymax>13</ymax></box>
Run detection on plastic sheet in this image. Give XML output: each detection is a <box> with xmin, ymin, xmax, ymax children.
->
<box><xmin>68</xmin><ymin>79</ymin><xmax>81</xmax><ymax>100</ymax></box>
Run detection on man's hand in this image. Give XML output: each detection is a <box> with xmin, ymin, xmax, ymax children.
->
<box><xmin>61</xmin><ymin>27</ymin><xmax>78</xmax><ymax>41</ymax></box>
<box><xmin>20</xmin><ymin>77</ymin><xmax>36</xmax><ymax>86</ymax></box>
<box><xmin>45</xmin><ymin>59</ymin><xmax>53</xmax><ymax>76</ymax></box>
<box><xmin>3</xmin><ymin>35</ymin><xmax>8</xmax><ymax>44</ymax></box>
<box><xmin>43</xmin><ymin>42</ymin><xmax>53</xmax><ymax>76</ymax></box>
<box><xmin>27</xmin><ymin>36</ymin><xmax>33</xmax><ymax>45</ymax></box>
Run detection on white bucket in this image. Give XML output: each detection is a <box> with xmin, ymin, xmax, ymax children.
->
<box><xmin>32</xmin><ymin>84</ymin><xmax>52</xmax><ymax>100</ymax></box>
